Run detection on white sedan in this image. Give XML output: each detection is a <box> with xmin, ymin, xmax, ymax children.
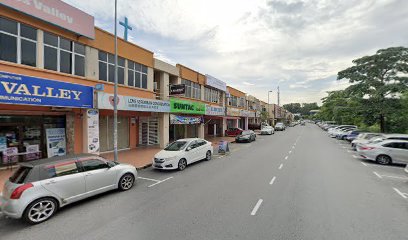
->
<box><xmin>260</xmin><ymin>126</ymin><xmax>275</xmax><ymax>135</ymax></box>
<box><xmin>152</xmin><ymin>138</ymin><xmax>213</xmax><ymax>171</ymax></box>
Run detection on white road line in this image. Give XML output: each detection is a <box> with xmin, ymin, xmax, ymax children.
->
<box><xmin>379</xmin><ymin>175</ymin><xmax>408</xmax><ymax>180</ymax></box>
<box><xmin>373</xmin><ymin>171</ymin><xmax>383</xmax><ymax>179</ymax></box>
<box><xmin>138</xmin><ymin>177</ymin><xmax>160</xmax><ymax>182</ymax></box>
<box><xmin>393</xmin><ymin>188</ymin><xmax>408</xmax><ymax>199</ymax></box>
<box><xmin>347</xmin><ymin>150</ymin><xmax>354</xmax><ymax>153</ymax></box>
<box><xmin>269</xmin><ymin>176</ymin><xmax>276</xmax><ymax>185</ymax></box>
<box><xmin>148</xmin><ymin>177</ymin><xmax>174</xmax><ymax>188</ymax></box>
<box><xmin>361</xmin><ymin>162</ymin><xmax>368</xmax><ymax>166</ymax></box>
<box><xmin>250</xmin><ymin>199</ymin><xmax>263</xmax><ymax>216</ymax></box>
<box><xmin>284</xmin><ymin>156</ymin><xmax>288</xmax><ymax>160</ymax></box>
<box><xmin>278</xmin><ymin>164</ymin><xmax>283</xmax><ymax>170</ymax></box>
<box><xmin>289</xmin><ymin>150</ymin><xmax>292</xmax><ymax>154</ymax></box>
<box><xmin>352</xmin><ymin>155</ymin><xmax>359</xmax><ymax>159</ymax></box>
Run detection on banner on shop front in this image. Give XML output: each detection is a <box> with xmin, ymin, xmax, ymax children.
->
<box><xmin>0</xmin><ymin>71</ymin><xmax>94</xmax><ymax>108</ymax></box>
<box><xmin>0</xmin><ymin>137</ymin><xmax>6</xmax><ymax>152</ymax></box>
<box><xmin>45</xmin><ymin>128</ymin><xmax>66</xmax><ymax>157</ymax></box>
<box><xmin>240</xmin><ymin>110</ymin><xmax>256</xmax><ymax>118</ymax></box>
<box><xmin>170</xmin><ymin>98</ymin><xmax>206</xmax><ymax>114</ymax></box>
<box><xmin>169</xmin><ymin>84</ymin><xmax>186</xmax><ymax>95</ymax></box>
<box><xmin>170</xmin><ymin>114</ymin><xmax>203</xmax><ymax>124</ymax></box>
<box><xmin>97</xmin><ymin>92</ymin><xmax>170</xmax><ymax>112</ymax></box>
<box><xmin>86</xmin><ymin>109</ymin><xmax>100</xmax><ymax>153</ymax></box>
<box><xmin>226</xmin><ymin>107</ymin><xmax>241</xmax><ymax>117</ymax></box>
<box><xmin>205</xmin><ymin>105</ymin><xmax>225</xmax><ymax>116</ymax></box>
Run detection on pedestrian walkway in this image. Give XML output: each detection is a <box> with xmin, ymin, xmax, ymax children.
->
<box><xmin>0</xmin><ymin>146</ymin><xmax>162</xmax><ymax>193</ymax></box>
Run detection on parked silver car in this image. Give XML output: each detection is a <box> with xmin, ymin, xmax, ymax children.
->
<box><xmin>357</xmin><ymin>140</ymin><xmax>408</xmax><ymax>165</ymax></box>
<box><xmin>0</xmin><ymin>154</ymin><xmax>137</xmax><ymax>224</ymax></box>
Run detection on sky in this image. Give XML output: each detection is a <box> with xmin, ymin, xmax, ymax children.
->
<box><xmin>64</xmin><ymin>0</ymin><xmax>408</xmax><ymax>105</ymax></box>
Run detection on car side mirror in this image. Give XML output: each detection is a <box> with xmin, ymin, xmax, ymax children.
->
<box><xmin>106</xmin><ymin>162</ymin><xmax>113</xmax><ymax>168</ymax></box>
<box><xmin>186</xmin><ymin>146</ymin><xmax>192</xmax><ymax>151</ymax></box>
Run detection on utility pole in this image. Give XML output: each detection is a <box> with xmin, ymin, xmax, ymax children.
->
<box><xmin>113</xmin><ymin>0</ymin><xmax>118</xmax><ymax>162</ymax></box>
<box><xmin>277</xmin><ymin>86</ymin><xmax>280</xmax><ymax>107</ymax></box>
<box><xmin>268</xmin><ymin>90</ymin><xmax>273</xmax><ymax>125</ymax></box>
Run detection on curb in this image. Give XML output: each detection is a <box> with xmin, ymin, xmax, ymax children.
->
<box><xmin>136</xmin><ymin>163</ymin><xmax>152</xmax><ymax>170</ymax></box>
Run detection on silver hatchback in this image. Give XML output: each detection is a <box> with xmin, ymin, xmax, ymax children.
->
<box><xmin>0</xmin><ymin>154</ymin><xmax>137</xmax><ymax>224</ymax></box>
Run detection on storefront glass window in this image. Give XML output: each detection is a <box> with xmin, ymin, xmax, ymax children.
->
<box><xmin>127</xmin><ymin>60</ymin><xmax>148</xmax><ymax>89</ymax></box>
<box><xmin>0</xmin><ymin>17</ymin><xmax>36</xmax><ymax>67</ymax></box>
<box><xmin>182</xmin><ymin>79</ymin><xmax>201</xmax><ymax>100</ymax></box>
<box><xmin>43</xmin><ymin>32</ymin><xmax>85</xmax><ymax>77</ymax></box>
<box><xmin>98</xmin><ymin>50</ymin><xmax>125</xmax><ymax>84</ymax></box>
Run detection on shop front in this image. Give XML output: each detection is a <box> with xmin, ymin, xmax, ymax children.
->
<box><xmin>226</xmin><ymin>107</ymin><xmax>241</xmax><ymax>129</ymax></box>
<box><xmin>169</xmin><ymin>98</ymin><xmax>205</xmax><ymax>141</ymax></box>
<box><xmin>0</xmin><ymin>71</ymin><xmax>94</xmax><ymax>165</ymax></box>
<box><xmin>240</xmin><ymin>110</ymin><xmax>255</xmax><ymax>130</ymax></box>
<box><xmin>97</xmin><ymin>92</ymin><xmax>170</xmax><ymax>151</ymax></box>
<box><xmin>204</xmin><ymin>105</ymin><xmax>225</xmax><ymax>137</ymax></box>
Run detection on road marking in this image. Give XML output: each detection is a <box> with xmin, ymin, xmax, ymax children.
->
<box><xmin>148</xmin><ymin>177</ymin><xmax>174</xmax><ymax>188</ymax></box>
<box><xmin>393</xmin><ymin>188</ymin><xmax>408</xmax><ymax>199</ymax></box>
<box><xmin>289</xmin><ymin>150</ymin><xmax>292</xmax><ymax>154</ymax></box>
<box><xmin>352</xmin><ymin>155</ymin><xmax>360</xmax><ymax>159</ymax></box>
<box><xmin>138</xmin><ymin>177</ymin><xmax>160</xmax><ymax>182</ymax></box>
<box><xmin>285</xmin><ymin>156</ymin><xmax>288</xmax><ymax>160</ymax></box>
<box><xmin>278</xmin><ymin>164</ymin><xmax>283</xmax><ymax>170</ymax></box>
<box><xmin>292</xmin><ymin>146</ymin><xmax>295</xmax><ymax>149</ymax></box>
<box><xmin>378</xmin><ymin>175</ymin><xmax>408</xmax><ymax>180</ymax></box>
<box><xmin>250</xmin><ymin>199</ymin><xmax>263</xmax><ymax>216</ymax></box>
<box><xmin>347</xmin><ymin>150</ymin><xmax>354</xmax><ymax>153</ymax></box>
<box><xmin>361</xmin><ymin>162</ymin><xmax>368</xmax><ymax>166</ymax></box>
<box><xmin>373</xmin><ymin>171</ymin><xmax>383</xmax><ymax>179</ymax></box>
<box><xmin>269</xmin><ymin>176</ymin><xmax>276</xmax><ymax>185</ymax></box>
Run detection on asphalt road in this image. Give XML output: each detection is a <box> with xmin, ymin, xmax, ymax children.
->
<box><xmin>1</xmin><ymin>124</ymin><xmax>408</xmax><ymax>240</ymax></box>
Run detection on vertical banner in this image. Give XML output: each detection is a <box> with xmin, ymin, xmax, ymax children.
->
<box><xmin>0</xmin><ymin>137</ymin><xmax>6</xmax><ymax>152</ymax></box>
<box><xmin>46</xmin><ymin>128</ymin><xmax>67</xmax><ymax>157</ymax></box>
<box><xmin>86</xmin><ymin>109</ymin><xmax>100</xmax><ymax>153</ymax></box>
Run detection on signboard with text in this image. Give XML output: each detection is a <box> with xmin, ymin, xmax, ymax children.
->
<box><xmin>1</xmin><ymin>0</ymin><xmax>95</xmax><ymax>39</ymax></box>
<box><xmin>205</xmin><ymin>74</ymin><xmax>226</xmax><ymax>92</ymax></box>
<box><xmin>170</xmin><ymin>114</ymin><xmax>203</xmax><ymax>124</ymax></box>
<box><xmin>170</xmin><ymin>84</ymin><xmax>186</xmax><ymax>95</ymax></box>
<box><xmin>45</xmin><ymin>128</ymin><xmax>66</xmax><ymax>157</ymax></box>
<box><xmin>97</xmin><ymin>92</ymin><xmax>170</xmax><ymax>113</ymax></box>
<box><xmin>205</xmin><ymin>105</ymin><xmax>225</xmax><ymax>116</ymax></box>
<box><xmin>0</xmin><ymin>71</ymin><xmax>94</xmax><ymax>108</ymax></box>
<box><xmin>86</xmin><ymin>109</ymin><xmax>99</xmax><ymax>153</ymax></box>
<box><xmin>170</xmin><ymin>98</ymin><xmax>205</xmax><ymax>115</ymax></box>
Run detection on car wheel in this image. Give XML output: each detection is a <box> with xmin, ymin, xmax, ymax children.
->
<box><xmin>23</xmin><ymin>197</ymin><xmax>58</xmax><ymax>224</ymax></box>
<box><xmin>178</xmin><ymin>158</ymin><xmax>187</xmax><ymax>171</ymax></box>
<box><xmin>376</xmin><ymin>155</ymin><xmax>392</xmax><ymax>165</ymax></box>
<box><xmin>205</xmin><ymin>151</ymin><xmax>212</xmax><ymax>161</ymax></box>
<box><xmin>119</xmin><ymin>173</ymin><xmax>135</xmax><ymax>191</ymax></box>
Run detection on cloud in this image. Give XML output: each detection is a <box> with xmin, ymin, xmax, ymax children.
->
<box><xmin>63</xmin><ymin>0</ymin><xmax>408</xmax><ymax>105</ymax></box>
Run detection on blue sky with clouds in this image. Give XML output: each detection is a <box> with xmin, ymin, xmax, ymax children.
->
<box><xmin>64</xmin><ymin>0</ymin><xmax>408</xmax><ymax>105</ymax></box>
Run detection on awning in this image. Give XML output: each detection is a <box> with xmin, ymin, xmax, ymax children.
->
<box><xmin>223</xmin><ymin>116</ymin><xmax>241</xmax><ymax>120</ymax></box>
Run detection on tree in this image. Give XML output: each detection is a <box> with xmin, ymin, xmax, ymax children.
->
<box><xmin>337</xmin><ymin>47</ymin><xmax>408</xmax><ymax>132</ymax></box>
<box><xmin>260</xmin><ymin>111</ymin><xmax>269</xmax><ymax>123</ymax></box>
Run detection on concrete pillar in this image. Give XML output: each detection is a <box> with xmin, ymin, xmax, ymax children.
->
<box><xmin>159</xmin><ymin>113</ymin><xmax>169</xmax><ymax>148</ymax></box>
<box><xmin>85</xmin><ymin>47</ymin><xmax>99</xmax><ymax>80</ymax></box>
<box><xmin>66</xmin><ymin>112</ymin><xmax>75</xmax><ymax>155</ymax></box>
<box><xmin>184</xmin><ymin>125</ymin><xmax>188</xmax><ymax>138</ymax></box>
<box><xmin>160</xmin><ymin>72</ymin><xmax>169</xmax><ymax>100</ymax></box>
<box><xmin>201</xmin><ymin>85</ymin><xmax>205</xmax><ymax>101</ymax></box>
<box><xmin>235</xmin><ymin>119</ymin><xmax>239</xmax><ymax>128</ymax></box>
<box><xmin>222</xmin><ymin>118</ymin><xmax>227</xmax><ymax>136</ymax></box>
<box><xmin>198</xmin><ymin>123</ymin><xmax>205</xmax><ymax>139</ymax></box>
<box><xmin>245</xmin><ymin>117</ymin><xmax>249</xmax><ymax>130</ymax></box>
<box><xmin>36</xmin><ymin>30</ymin><xmax>44</xmax><ymax>69</ymax></box>
<box><xmin>147</xmin><ymin>67</ymin><xmax>154</xmax><ymax>91</ymax></box>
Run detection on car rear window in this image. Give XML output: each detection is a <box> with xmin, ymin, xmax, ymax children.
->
<box><xmin>9</xmin><ymin>166</ymin><xmax>32</xmax><ymax>184</ymax></box>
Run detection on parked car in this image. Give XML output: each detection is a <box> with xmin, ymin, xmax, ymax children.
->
<box><xmin>345</xmin><ymin>130</ymin><xmax>362</xmax><ymax>142</ymax></box>
<box><xmin>351</xmin><ymin>133</ymin><xmax>383</xmax><ymax>150</ymax></box>
<box><xmin>225</xmin><ymin>127</ymin><xmax>243</xmax><ymax>136</ymax></box>
<box><xmin>275</xmin><ymin>123</ymin><xmax>286</xmax><ymax>131</ymax></box>
<box><xmin>357</xmin><ymin>140</ymin><xmax>408</xmax><ymax>165</ymax></box>
<box><xmin>355</xmin><ymin>134</ymin><xmax>408</xmax><ymax>151</ymax></box>
<box><xmin>153</xmin><ymin>138</ymin><xmax>213</xmax><ymax>171</ymax></box>
<box><xmin>235</xmin><ymin>130</ymin><xmax>256</xmax><ymax>143</ymax></box>
<box><xmin>260</xmin><ymin>126</ymin><xmax>275</xmax><ymax>135</ymax></box>
<box><xmin>0</xmin><ymin>154</ymin><xmax>137</xmax><ymax>224</ymax></box>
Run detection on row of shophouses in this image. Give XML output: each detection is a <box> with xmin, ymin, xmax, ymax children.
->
<box><xmin>0</xmin><ymin>1</ymin><xmax>293</xmax><ymax>162</ymax></box>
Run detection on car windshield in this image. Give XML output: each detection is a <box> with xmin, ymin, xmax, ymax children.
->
<box><xmin>164</xmin><ymin>141</ymin><xmax>187</xmax><ymax>151</ymax></box>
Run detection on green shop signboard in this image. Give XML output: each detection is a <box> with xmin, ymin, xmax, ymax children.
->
<box><xmin>170</xmin><ymin>98</ymin><xmax>206</xmax><ymax>114</ymax></box>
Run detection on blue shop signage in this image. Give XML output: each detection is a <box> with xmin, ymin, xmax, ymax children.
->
<box><xmin>0</xmin><ymin>72</ymin><xmax>94</xmax><ymax>108</ymax></box>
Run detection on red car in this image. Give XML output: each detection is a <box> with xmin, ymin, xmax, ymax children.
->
<box><xmin>225</xmin><ymin>128</ymin><xmax>243</xmax><ymax>136</ymax></box>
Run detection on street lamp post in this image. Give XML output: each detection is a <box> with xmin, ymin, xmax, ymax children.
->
<box><xmin>267</xmin><ymin>90</ymin><xmax>273</xmax><ymax>125</ymax></box>
<box><xmin>113</xmin><ymin>0</ymin><xmax>118</xmax><ymax>162</ymax></box>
